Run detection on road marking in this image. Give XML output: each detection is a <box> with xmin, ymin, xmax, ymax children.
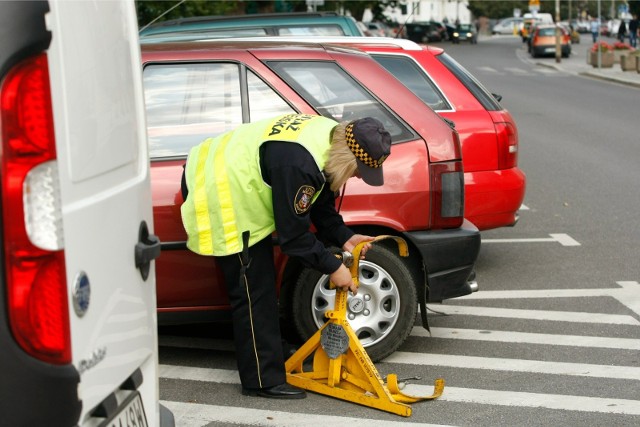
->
<box><xmin>458</xmin><ymin>287</ymin><xmax>621</xmax><ymax>300</ymax></box>
<box><xmin>534</xmin><ymin>67</ymin><xmax>558</xmax><ymax>74</ymax></box>
<box><xmin>519</xmin><ymin>203</ymin><xmax>530</xmax><ymax>210</ymax></box>
<box><xmin>404</xmin><ymin>385</ymin><xmax>640</xmax><ymax>416</ymax></box>
<box><xmin>417</xmin><ymin>327</ymin><xmax>640</xmax><ymax>350</ymax></box>
<box><xmin>476</xmin><ymin>66</ymin><xmax>504</xmax><ymax>74</ymax></box>
<box><xmin>457</xmin><ymin>281</ymin><xmax>640</xmax><ymax>319</ymax></box>
<box><xmin>384</xmin><ymin>352</ymin><xmax>640</xmax><ymax>380</ymax></box>
<box><xmin>482</xmin><ymin>233</ymin><xmax>580</xmax><ymax>246</ymax></box>
<box><xmin>161</xmin><ymin>400</ymin><xmax>449</xmax><ymax>427</ymax></box>
<box><xmin>427</xmin><ymin>304</ymin><xmax>639</xmax><ymax>325</ymax></box>
<box><xmin>505</xmin><ymin>67</ymin><xmax>531</xmax><ymax>74</ymax></box>
<box><xmin>160</xmin><ymin>364</ymin><xmax>640</xmax><ymax>416</ymax></box>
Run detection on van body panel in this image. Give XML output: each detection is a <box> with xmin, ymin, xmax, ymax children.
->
<box><xmin>1</xmin><ymin>1</ymin><xmax>168</xmax><ymax>426</ymax></box>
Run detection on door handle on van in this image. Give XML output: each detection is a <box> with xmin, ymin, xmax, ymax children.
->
<box><xmin>135</xmin><ymin>221</ymin><xmax>161</xmax><ymax>281</ymax></box>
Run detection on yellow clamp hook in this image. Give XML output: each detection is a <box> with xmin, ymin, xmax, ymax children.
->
<box><xmin>285</xmin><ymin>235</ymin><xmax>444</xmax><ymax>417</ymax></box>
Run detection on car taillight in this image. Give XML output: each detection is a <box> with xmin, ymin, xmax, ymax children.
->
<box><xmin>1</xmin><ymin>53</ymin><xmax>70</xmax><ymax>364</ymax></box>
<box><xmin>430</xmin><ymin>161</ymin><xmax>464</xmax><ymax>229</ymax></box>
<box><xmin>495</xmin><ymin>121</ymin><xmax>518</xmax><ymax>170</ymax></box>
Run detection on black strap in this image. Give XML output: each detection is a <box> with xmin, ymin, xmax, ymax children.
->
<box><xmin>238</xmin><ymin>231</ymin><xmax>252</xmax><ymax>287</ymax></box>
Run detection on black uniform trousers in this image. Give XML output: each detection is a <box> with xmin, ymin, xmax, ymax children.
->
<box><xmin>216</xmin><ymin>235</ymin><xmax>286</xmax><ymax>390</ymax></box>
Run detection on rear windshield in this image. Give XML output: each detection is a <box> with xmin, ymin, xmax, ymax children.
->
<box><xmin>371</xmin><ymin>54</ymin><xmax>451</xmax><ymax>111</ymax></box>
<box><xmin>140</xmin><ymin>25</ymin><xmax>346</xmax><ymax>40</ymax></box>
<box><xmin>267</xmin><ymin>60</ymin><xmax>414</xmax><ymax>143</ymax></box>
<box><xmin>436</xmin><ymin>52</ymin><xmax>503</xmax><ymax>111</ymax></box>
<box><xmin>538</xmin><ymin>27</ymin><xmax>556</xmax><ymax>36</ymax></box>
<box><xmin>140</xmin><ymin>28</ymin><xmax>268</xmax><ymax>41</ymax></box>
<box><xmin>277</xmin><ymin>25</ymin><xmax>345</xmax><ymax>35</ymax></box>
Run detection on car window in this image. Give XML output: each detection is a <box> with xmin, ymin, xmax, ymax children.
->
<box><xmin>143</xmin><ymin>63</ymin><xmax>294</xmax><ymax>158</ymax></box>
<box><xmin>141</xmin><ymin>27</ymin><xmax>269</xmax><ymax>41</ymax></box>
<box><xmin>267</xmin><ymin>61</ymin><xmax>414</xmax><ymax>142</ymax></box>
<box><xmin>278</xmin><ymin>25</ymin><xmax>345</xmax><ymax>36</ymax></box>
<box><xmin>436</xmin><ymin>53</ymin><xmax>503</xmax><ymax>111</ymax></box>
<box><xmin>371</xmin><ymin>54</ymin><xmax>451</xmax><ymax>111</ymax></box>
<box><xmin>538</xmin><ymin>27</ymin><xmax>555</xmax><ymax>36</ymax></box>
<box><xmin>247</xmin><ymin>71</ymin><xmax>296</xmax><ymax>121</ymax></box>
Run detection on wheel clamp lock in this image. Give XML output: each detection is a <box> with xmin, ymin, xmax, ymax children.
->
<box><xmin>285</xmin><ymin>235</ymin><xmax>444</xmax><ymax>417</ymax></box>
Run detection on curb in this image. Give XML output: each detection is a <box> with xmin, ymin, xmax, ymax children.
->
<box><xmin>577</xmin><ymin>71</ymin><xmax>640</xmax><ymax>89</ymax></box>
<box><xmin>535</xmin><ymin>61</ymin><xmax>640</xmax><ymax>89</ymax></box>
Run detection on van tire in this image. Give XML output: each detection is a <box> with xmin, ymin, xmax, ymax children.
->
<box><xmin>291</xmin><ymin>245</ymin><xmax>417</xmax><ymax>362</ymax></box>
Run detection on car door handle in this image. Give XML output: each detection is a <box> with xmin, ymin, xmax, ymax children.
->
<box><xmin>135</xmin><ymin>221</ymin><xmax>161</xmax><ymax>281</ymax></box>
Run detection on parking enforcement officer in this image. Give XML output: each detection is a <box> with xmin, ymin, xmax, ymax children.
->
<box><xmin>180</xmin><ymin>113</ymin><xmax>392</xmax><ymax>399</ymax></box>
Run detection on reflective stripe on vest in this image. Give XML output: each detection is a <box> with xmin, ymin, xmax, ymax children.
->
<box><xmin>182</xmin><ymin>114</ymin><xmax>337</xmax><ymax>256</ymax></box>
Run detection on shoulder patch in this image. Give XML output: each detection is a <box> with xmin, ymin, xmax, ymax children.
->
<box><xmin>294</xmin><ymin>185</ymin><xmax>316</xmax><ymax>214</ymax></box>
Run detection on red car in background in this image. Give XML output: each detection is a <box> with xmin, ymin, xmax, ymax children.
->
<box><xmin>244</xmin><ymin>37</ymin><xmax>526</xmax><ymax>231</ymax></box>
<box><xmin>141</xmin><ymin>40</ymin><xmax>480</xmax><ymax>361</ymax></box>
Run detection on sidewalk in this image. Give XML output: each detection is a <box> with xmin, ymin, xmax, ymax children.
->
<box><xmin>531</xmin><ymin>39</ymin><xmax>640</xmax><ymax>89</ymax></box>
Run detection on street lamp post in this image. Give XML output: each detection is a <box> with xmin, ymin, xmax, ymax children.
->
<box><xmin>598</xmin><ymin>0</ymin><xmax>602</xmax><ymax>68</ymax></box>
<box><xmin>555</xmin><ymin>0</ymin><xmax>561</xmax><ymax>63</ymax></box>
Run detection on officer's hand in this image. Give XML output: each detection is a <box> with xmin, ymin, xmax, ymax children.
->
<box><xmin>330</xmin><ymin>264</ymin><xmax>358</xmax><ymax>295</ymax></box>
<box><xmin>343</xmin><ymin>234</ymin><xmax>374</xmax><ymax>259</ymax></box>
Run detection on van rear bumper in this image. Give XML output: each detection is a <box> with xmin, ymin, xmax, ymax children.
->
<box><xmin>403</xmin><ymin>219</ymin><xmax>481</xmax><ymax>302</ymax></box>
<box><xmin>0</xmin><ymin>330</ymin><xmax>81</xmax><ymax>425</ymax></box>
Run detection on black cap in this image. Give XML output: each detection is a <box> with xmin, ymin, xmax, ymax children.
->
<box><xmin>345</xmin><ymin>117</ymin><xmax>392</xmax><ymax>186</ymax></box>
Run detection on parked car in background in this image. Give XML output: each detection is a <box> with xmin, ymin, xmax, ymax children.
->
<box><xmin>452</xmin><ymin>23</ymin><xmax>478</xmax><ymax>44</ymax></box>
<box><xmin>492</xmin><ymin>17</ymin><xmax>523</xmax><ymax>35</ymax></box>
<box><xmin>405</xmin><ymin>21</ymin><xmax>444</xmax><ymax>42</ymax></box>
<box><xmin>1</xmin><ymin>1</ymin><xmax>171</xmax><ymax>426</ymax></box>
<box><xmin>558</xmin><ymin>21</ymin><xmax>580</xmax><ymax>44</ymax></box>
<box><xmin>245</xmin><ymin>36</ymin><xmax>525</xmax><ymax>231</ymax></box>
<box><xmin>365</xmin><ymin>21</ymin><xmax>393</xmax><ymax>37</ymax></box>
<box><xmin>529</xmin><ymin>24</ymin><xmax>571</xmax><ymax>57</ymax></box>
<box><xmin>139</xmin><ymin>11</ymin><xmax>364</xmax><ymax>41</ymax></box>
<box><xmin>356</xmin><ymin>20</ymin><xmax>373</xmax><ymax>36</ymax></box>
<box><xmin>429</xmin><ymin>20</ymin><xmax>451</xmax><ymax>41</ymax></box>
<box><xmin>141</xmin><ymin>40</ymin><xmax>480</xmax><ymax>362</ymax></box>
<box><xmin>571</xmin><ymin>19</ymin><xmax>591</xmax><ymax>33</ymax></box>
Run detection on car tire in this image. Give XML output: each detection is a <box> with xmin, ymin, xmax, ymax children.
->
<box><xmin>291</xmin><ymin>245</ymin><xmax>417</xmax><ymax>362</ymax></box>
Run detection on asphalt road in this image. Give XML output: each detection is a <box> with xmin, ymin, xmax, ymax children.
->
<box><xmin>158</xmin><ymin>34</ymin><xmax>640</xmax><ymax>426</ymax></box>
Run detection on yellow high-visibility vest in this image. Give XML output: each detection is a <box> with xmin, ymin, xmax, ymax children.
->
<box><xmin>181</xmin><ymin>114</ymin><xmax>337</xmax><ymax>256</ymax></box>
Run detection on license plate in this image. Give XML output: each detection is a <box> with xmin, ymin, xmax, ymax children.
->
<box><xmin>98</xmin><ymin>392</ymin><xmax>148</xmax><ymax>427</ymax></box>
<box><xmin>545</xmin><ymin>47</ymin><xmax>555</xmax><ymax>53</ymax></box>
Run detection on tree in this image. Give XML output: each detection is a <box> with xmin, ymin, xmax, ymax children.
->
<box><xmin>135</xmin><ymin>0</ymin><xmax>403</xmax><ymax>29</ymax></box>
<box><xmin>468</xmin><ymin>0</ymin><xmax>639</xmax><ymax>21</ymax></box>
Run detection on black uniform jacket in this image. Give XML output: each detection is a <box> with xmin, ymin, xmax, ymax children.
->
<box><xmin>181</xmin><ymin>141</ymin><xmax>354</xmax><ymax>275</ymax></box>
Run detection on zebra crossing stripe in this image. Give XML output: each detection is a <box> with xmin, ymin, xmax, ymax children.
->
<box><xmin>418</xmin><ymin>327</ymin><xmax>640</xmax><ymax>350</ymax></box>
<box><xmin>159</xmin><ymin>364</ymin><xmax>640</xmax><ymax>416</ymax></box>
<box><xmin>383</xmin><ymin>352</ymin><xmax>640</xmax><ymax>380</ymax></box>
<box><xmin>482</xmin><ymin>233</ymin><xmax>580</xmax><ymax>246</ymax></box>
<box><xmin>426</xmin><ymin>304</ymin><xmax>639</xmax><ymax>325</ymax></box>
<box><xmin>161</xmin><ymin>400</ymin><xmax>449</xmax><ymax>427</ymax></box>
<box><xmin>405</xmin><ymin>385</ymin><xmax>640</xmax><ymax>416</ymax></box>
<box><xmin>504</xmin><ymin>67</ymin><xmax>530</xmax><ymax>74</ymax></box>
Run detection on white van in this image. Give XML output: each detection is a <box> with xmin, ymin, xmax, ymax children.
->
<box><xmin>0</xmin><ymin>1</ymin><xmax>172</xmax><ymax>426</ymax></box>
<box><xmin>492</xmin><ymin>17</ymin><xmax>524</xmax><ymax>35</ymax></box>
<box><xmin>523</xmin><ymin>12</ymin><xmax>554</xmax><ymax>24</ymax></box>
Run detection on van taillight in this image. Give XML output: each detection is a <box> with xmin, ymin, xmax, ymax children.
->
<box><xmin>430</xmin><ymin>161</ymin><xmax>464</xmax><ymax>229</ymax></box>
<box><xmin>1</xmin><ymin>53</ymin><xmax>71</xmax><ymax>364</ymax></box>
<box><xmin>495</xmin><ymin>121</ymin><xmax>518</xmax><ymax>170</ymax></box>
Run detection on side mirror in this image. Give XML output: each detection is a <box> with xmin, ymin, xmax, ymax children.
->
<box><xmin>492</xmin><ymin>93</ymin><xmax>503</xmax><ymax>102</ymax></box>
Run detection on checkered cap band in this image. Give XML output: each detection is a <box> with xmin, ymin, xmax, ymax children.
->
<box><xmin>345</xmin><ymin>123</ymin><xmax>386</xmax><ymax>168</ymax></box>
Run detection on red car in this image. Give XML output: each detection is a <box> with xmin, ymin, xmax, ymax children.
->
<box><xmin>142</xmin><ymin>40</ymin><xmax>480</xmax><ymax>361</ymax></box>
<box><xmin>254</xmin><ymin>36</ymin><xmax>526</xmax><ymax>231</ymax></box>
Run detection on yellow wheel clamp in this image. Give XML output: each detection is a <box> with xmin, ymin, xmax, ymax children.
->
<box><xmin>285</xmin><ymin>235</ymin><xmax>444</xmax><ymax>417</ymax></box>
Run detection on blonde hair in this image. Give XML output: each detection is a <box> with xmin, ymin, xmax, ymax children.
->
<box><xmin>325</xmin><ymin>122</ymin><xmax>358</xmax><ymax>192</ymax></box>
